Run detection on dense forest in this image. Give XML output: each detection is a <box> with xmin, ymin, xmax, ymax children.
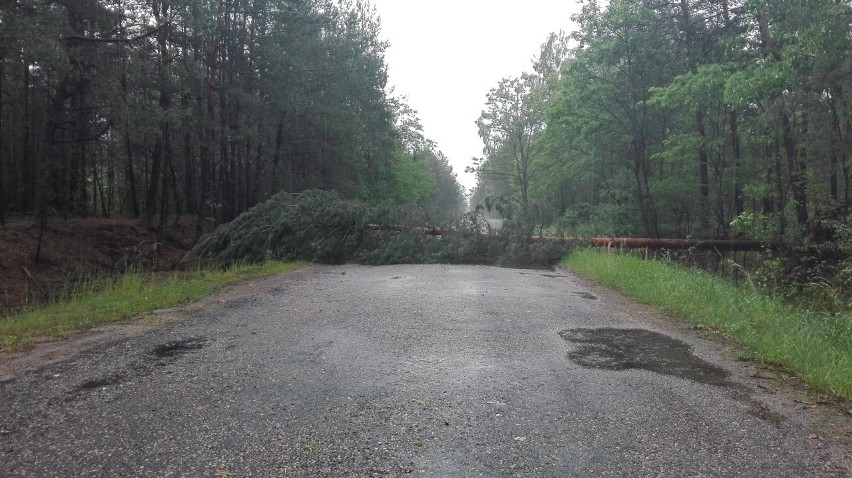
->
<box><xmin>2</xmin><ymin>0</ymin><xmax>850</xmax><ymax>257</ymax></box>
<box><xmin>471</xmin><ymin>0</ymin><xmax>851</xmax><ymax>246</ymax></box>
<box><xmin>0</xmin><ymin>0</ymin><xmax>465</xmax><ymax>238</ymax></box>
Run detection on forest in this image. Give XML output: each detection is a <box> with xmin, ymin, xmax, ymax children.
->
<box><xmin>471</xmin><ymin>0</ymin><xmax>851</xmax><ymax>247</ymax></box>
<box><xmin>0</xmin><ymin>0</ymin><xmax>466</xmax><ymax>243</ymax></box>
<box><xmin>1</xmin><ymin>0</ymin><xmax>850</xmax><ymax>274</ymax></box>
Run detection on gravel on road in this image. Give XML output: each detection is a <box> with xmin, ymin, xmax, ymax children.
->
<box><xmin>1</xmin><ymin>264</ymin><xmax>849</xmax><ymax>476</ymax></box>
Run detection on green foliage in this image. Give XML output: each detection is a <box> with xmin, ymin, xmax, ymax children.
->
<box><xmin>360</xmin><ymin>211</ymin><xmax>495</xmax><ymax>265</ymax></box>
<box><xmin>649</xmin><ymin>64</ymin><xmax>729</xmax><ymax>111</ymax></box>
<box><xmin>490</xmin><ymin>0</ymin><xmax>852</xmax><ymax>247</ymax></box>
<box><xmin>189</xmin><ymin>190</ymin><xmax>374</xmax><ymax>265</ymax></box>
<box><xmin>190</xmin><ymin>190</ymin><xmax>570</xmax><ymax>268</ymax></box>
<box><xmin>554</xmin><ymin>201</ymin><xmax>637</xmax><ymax>237</ymax></box>
<box><xmin>361</xmin><ymin>151</ymin><xmax>436</xmax><ymax>206</ymax></box>
<box><xmin>0</xmin><ymin>0</ymin><xmax>465</xmax><ymax>230</ymax></box>
<box><xmin>784</xmin><ymin>214</ymin><xmax>852</xmax><ymax>308</ymax></box>
<box><xmin>730</xmin><ymin>211</ymin><xmax>783</xmax><ymax>244</ymax></box>
<box><xmin>723</xmin><ymin>62</ymin><xmax>793</xmax><ymax>109</ymax></box>
<box><xmin>361</xmin><ymin>214</ymin><xmax>567</xmax><ymax>269</ymax></box>
<box><xmin>564</xmin><ymin>249</ymin><xmax>852</xmax><ymax>400</ymax></box>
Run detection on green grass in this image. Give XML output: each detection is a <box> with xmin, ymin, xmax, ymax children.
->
<box><xmin>563</xmin><ymin>249</ymin><xmax>852</xmax><ymax>400</ymax></box>
<box><xmin>1</xmin><ymin>261</ymin><xmax>304</xmax><ymax>349</ymax></box>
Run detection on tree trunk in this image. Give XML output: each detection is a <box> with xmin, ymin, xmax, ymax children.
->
<box><xmin>0</xmin><ymin>56</ymin><xmax>5</xmax><ymax>226</ymax></box>
<box><xmin>93</xmin><ymin>157</ymin><xmax>108</xmax><ymax>217</ymax></box>
<box><xmin>730</xmin><ymin>111</ymin><xmax>744</xmax><ymax>216</ymax></box>
<box><xmin>169</xmin><ymin>151</ymin><xmax>181</xmax><ymax>218</ymax></box>
<box><xmin>147</xmin><ymin>0</ymin><xmax>172</xmax><ymax>227</ymax></box>
<box><xmin>22</xmin><ymin>63</ymin><xmax>34</xmax><ymax>212</ymax></box>
<box><xmin>697</xmin><ymin>109</ymin><xmax>709</xmax><ymax>199</ymax></box>
<box><xmin>124</xmin><ymin>132</ymin><xmax>140</xmax><ymax>217</ymax></box>
<box><xmin>781</xmin><ymin>112</ymin><xmax>808</xmax><ymax>228</ymax></box>
<box><xmin>36</xmin><ymin>76</ymin><xmax>72</xmax><ymax>261</ymax></box>
<box><xmin>145</xmin><ymin>143</ymin><xmax>163</xmax><ymax>226</ymax></box>
<box><xmin>722</xmin><ymin>0</ymin><xmax>743</xmax><ymax>221</ymax></box>
<box><xmin>158</xmin><ymin>140</ymin><xmax>170</xmax><ymax>245</ymax></box>
<box><xmin>633</xmin><ymin>139</ymin><xmax>654</xmax><ymax>236</ymax></box>
<box><xmin>182</xmin><ymin>95</ymin><xmax>195</xmax><ymax>214</ymax></box>
<box><xmin>828</xmin><ymin>90</ymin><xmax>847</xmax><ymax>208</ymax></box>
<box><xmin>196</xmin><ymin>0</ymin><xmax>224</xmax><ymax>242</ymax></box>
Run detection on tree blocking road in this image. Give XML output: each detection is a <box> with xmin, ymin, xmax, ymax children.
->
<box><xmin>1</xmin><ymin>265</ymin><xmax>848</xmax><ymax>476</ymax></box>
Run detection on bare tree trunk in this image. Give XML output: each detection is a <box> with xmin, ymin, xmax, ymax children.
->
<box><xmin>158</xmin><ymin>140</ymin><xmax>170</xmax><ymax>251</ymax></box>
<box><xmin>145</xmin><ymin>141</ymin><xmax>163</xmax><ymax>226</ymax></box>
<box><xmin>0</xmin><ymin>55</ymin><xmax>6</xmax><ymax>226</ymax></box>
<box><xmin>124</xmin><ymin>132</ymin><xmax>140</xmax><ymax>217</ymax></box>
<box><xmin>730</xmin><ymin>111</ymin><xmax>744</xmax><ymax>216</ymax></box>
<box><xmin>722</xmin><ymin>0</ymin><xmax>743</xmax><ymax>222</ymax></box>
<box><xmin>196</xmin><ymin>0</ymin><xmax>224</xmax><ymax>242</ymax></box>
<box><xmin>106</xmin><ymin>134</ymin><xmax>115</xmax><ymax>214</ymax></box>
<box><xmin>828</xmin><ymin>90</ymin><xmax>847</xmax><ymax>209</ymax></box>
<box><xmin>696</xmin><ymin>108</ymin><xmax>710</xmax><ymax>231</ymax></box>
<box><xmin>249</xmin><ymin>140</ymin><xmax>262</xmax><ymax>207</ymax></box>
<box><xmin>781</xmin><ymin>112</ymin><xmax>808</xmax><ymax>228</ymax></box>
<box><xmin>91</xmin><ymin>153</ymin><xmax>107</xmax><ymax>217</ymax></box>
<box><xmin>633</xmin><ymin>140</ymin><xmax>654</xmax><ymax>236</ymax></box>
<box><xmin>182</xmin><ymin>95</ymin><xmax>195</xmax><ymax>214</ymax></box>
<box><xmin>147</xmin><ymin>0</ymin><xmax>172</xmax><ymax>227</ymax></box>
<box><xmin>22</xmin><ymin>63</ymin><xmax>33</xmax><ymax>211</ymax></box>
<box><xmin>36</xmin><ymin>76</ymin><xmax>71</xmax><ymax>261</ymax></box>
<box><xmin>169</xmin><ymin>152</ymin><xmax>181</xmax><ymax>218</ymax></box>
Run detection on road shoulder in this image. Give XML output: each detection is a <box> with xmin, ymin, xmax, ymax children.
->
<box><xmin>0</xmin><ymin>265</ymin><xmax>312</xmax><ymax>383</ymax></box>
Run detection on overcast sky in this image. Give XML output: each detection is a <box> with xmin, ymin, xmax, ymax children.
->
<box><xmin>368</xmin><ymin>1</ymin><xmax>582</xmax><ymax>192</ymax></box>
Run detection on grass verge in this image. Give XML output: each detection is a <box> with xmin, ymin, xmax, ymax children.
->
<box><xmin>1</xmin><ymin>261</ymin><xmax>304</xmax><ymax>350</ymax></box>
<box><xmin>563</xmin><ymin>249</ymin><xmax>852</xmax><ymax>401</ymax></box>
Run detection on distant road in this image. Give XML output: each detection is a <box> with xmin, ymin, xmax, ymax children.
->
<box><xmin>1</xmin><ymin>264</ymin><xmax>848</xmax><ymax>476</ymax></box>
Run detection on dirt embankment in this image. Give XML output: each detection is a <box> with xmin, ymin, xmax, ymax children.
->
<box><xmin>0</xmin><ymin>216</ymin><xmax>210</xmax><ymax>311</ymax></box>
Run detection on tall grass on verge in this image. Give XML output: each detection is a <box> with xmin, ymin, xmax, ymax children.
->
<box><xmin>563</xmin><ymin>249</ymin><xmax>852</xmax><ymax>401</ymax></box>
<box><xmin>1</xmin><ymin>261</ymin><xmax>303</xmax><ymax>350</ymax></box>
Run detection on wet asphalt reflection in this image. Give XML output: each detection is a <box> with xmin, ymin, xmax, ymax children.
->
<box><xmin>1</xmin><ymin>265</ymin><xmax>847</xmax><ymax>477</ymax></box>
<box><xmin>559</xmin><ymin>328</ymin><xmax>733</xmax><ymax>387</ymax></box>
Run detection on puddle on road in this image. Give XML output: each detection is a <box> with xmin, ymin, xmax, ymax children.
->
<box><xmin>71</xmin><ymin>337</ymin><xmax>207</xmax><ymax>396</ymax></box>
<box><xmin>558</xmin><ymin>328</ymin><xmax>732</xmax><ymax>387</ymax></box>
<box><xmin>559</xmin><ymin>328</ymin><xmax>787</xmax><ymax>426</ymax></box>
<box><xmin>77</xmin><ymin>373</ymin><xmax>126</xmax><ymax>391</ymax></box>
<box><xmin>150</xmin><ymin>337</ymin><xmax>207</xmax><ymax>359</ymax></box>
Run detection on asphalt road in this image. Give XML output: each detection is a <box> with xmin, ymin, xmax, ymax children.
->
<box><xmin>1</xmin><ymin>264</ymin><xmax>849</xmax><ymax>476</ymax></box>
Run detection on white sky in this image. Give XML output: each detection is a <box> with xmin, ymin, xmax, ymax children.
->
<box><xmin>369</xmin><ymin>1</ymin><xmax>582</xmax><ymax>193</ymax></box>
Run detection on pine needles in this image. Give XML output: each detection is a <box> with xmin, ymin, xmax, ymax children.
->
<box><xmin>187</xmin><ymin>190</ymin><xmax>570</xmax><ymax>268</ymax></box>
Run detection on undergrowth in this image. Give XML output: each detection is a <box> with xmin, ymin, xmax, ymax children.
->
<box><xmin>563</xmin><ymin>249</ymin><xmax>852</xmax><ymax>401</ymax></box>
<box><xmin>0</xmin><ymin>261</ymin><xmax>303</xmax><ymax>350</ymax></box>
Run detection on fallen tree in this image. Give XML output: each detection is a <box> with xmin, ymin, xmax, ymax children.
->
<box><xmin>366</xmin><ymin>224</ymin><xmax>767</xmax><ymax>252</ymax></box>
<box><xmin>189</xmin><ymin>191</ymin><xmax>768</xmax><ymax>267</ymax></box>
<box><xmin>187</xmin><ymin>191</ymin><xmax>566</xmax><ymax>267</ymax></box>
<box><xmin>530</xmin><ymin>236</ymin><xmax>766</xmax><ymax>251</ymax></box>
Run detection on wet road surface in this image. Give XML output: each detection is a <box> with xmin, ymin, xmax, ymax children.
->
<box><xmin>1</xmin><ymin>264</ymin><xmax>849</xmax><ymax>476</ymax></box>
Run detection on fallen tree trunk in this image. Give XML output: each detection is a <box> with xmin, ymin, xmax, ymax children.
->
<box><xmin>366</xmin><ymin>224</ymin><xmax>765</xmax><ymax>251</ymax></box>
<box><xmin>366</xmin><ymin>223</ymin><xmax>443</xmax><ymax>235</ymax></box>
<box><xmin>530</xmin><ymin>236</ymin><xmax>766</xmax><ymax>251</ymax></box>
